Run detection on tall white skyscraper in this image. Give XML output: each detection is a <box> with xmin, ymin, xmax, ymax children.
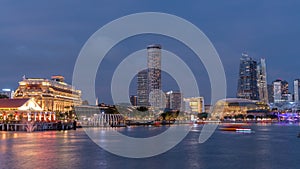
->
<box><xmin>147</xmin><ymin>44</ymin><xmax>162</xmax><ymax>109</ymax></box>
<box><xmin>257</xmin><ymin>58</ymin><xmax>268</xmax><ymax>103</ymax></box>
<box><xmin>294</xmin><ymin>79</ymin><xmax>300</xmax><ymax>102</ymax></box>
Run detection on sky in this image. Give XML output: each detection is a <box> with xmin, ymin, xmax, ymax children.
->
<box><xmin>1</xmin><ymin>0</ymin><xmax>300</xmax><ymax>104</ymax></box>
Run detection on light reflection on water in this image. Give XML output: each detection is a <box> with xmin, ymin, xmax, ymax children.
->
<box><xmin>0</xmin><ymin>124</ymin><xmax>300</xmax><ymax>169</ymax></box>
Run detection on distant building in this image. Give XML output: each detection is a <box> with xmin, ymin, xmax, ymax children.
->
<box><xmin>147</xmin><ymin>44</ymin><xmax>162</xmax><ymax>109</ymax></box>
<box><xmin>137</xmin><ymin>69</ymin><xmax>149</xmax><ymax>107</ymax></box>
<box><xmin>267</xmin><ymin>84</ymin><xmax>274</xmax><ymax>103</ymax></box>
<box><xmin>165</xmin><ymin>91</ymin><xmax>182</xmax><ymax>111</ymax></box>
<box><xmin>0</xmin><ymin>89</ymin><xmax>14</xmax><ymax>99</ymax></box>
<box><xmin>273</xmin><ymin>80</ymin><xmax>282</xmax><ymax>103</ymax></box>
<box><xmin>237</xmin><ymin>53</ymin><xmax>259</xmax><ymax>100</ymax></box>
<box><xmin>273</xmin><ymin>79</ymin><xmax>289</xmax><ymax>103</ymax></box>
<box><xmin>14</xmin><ymin>75</ymin><xmax>82</xmax><ymax>112</ymax></box>
<box><xmin>204</xmin><ymin>105</ymin><xmax>212</xmax><ymax>113</ymax></box>
<box><xmin>257</xmin><ymin>58</ymin><xmax>268</xmax><ymax>103</ymax></box>
<box><xmin>212</xmin><ymin>98</ymin><xmax>270</xmax><ymax>119</ymax></box>
<box><xmin>130</xmin><ymin>95</ymin><xmax>138</xmax><ymax>106</ymax></box>
<box><xmin>294</xmin><ymin>79</ymin><xmax>300</xmax><ymax>102</ymax></box>
<box><xmin>184</xmin><ymin>97</ymin><xmax>204</xmax><ymax>114</ymax></box>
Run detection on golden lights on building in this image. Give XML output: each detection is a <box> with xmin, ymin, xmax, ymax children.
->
<box><xmin>184</xmin><ymin>97</ymin><xmax>205</xmax><ymax>114</ymax></box>
<box><xmin>14</xmin><ymin>75</ymin><xmax>82</xmax><ymax>112</ymax></box>
<box><xmin>211</xmin><ymin>98</ymin><xmax>270</xmax><ymax>120</ymax></box>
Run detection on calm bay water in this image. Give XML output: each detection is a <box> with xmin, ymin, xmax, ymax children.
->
<box><xmin>1</xmin><ymin>124</ymin><xmax>300</xmax><ymax>169</ymax></box>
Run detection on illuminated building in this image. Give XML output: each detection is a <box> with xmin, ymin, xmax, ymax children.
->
<box><xmin>184</xmin><ymin>97</ymin><xmax>204</xmax><ymax>114</ymax></box>
<box><xmin>257</xmin><ymin>58</ymin><xmax>268</xmax><ymax>103</ymax></box>
<box><xmin>0</xmin><ymin>98</ymin><xmax>50</xmax><ymax>122</ymax></box>
<box><xmin>212</xmin><ymin>98</ymin><xmax>270</xmax><ymax>119</ymax></box>
<box><xmin>294</xmin><ymin>79</ymin><xmax>300</xmax><ymax>102</ymax></box>
<box><xmin>14</xmin><ymin>75</ymin><xmax>82</xmax><ymax>112</ymax></box>
<box><xmin>147</xmin><ymin>44</ymin><xmax>162</xmax><ymax>109</ymax></box>
<box><xmin>267</xmin><ymin>84</ymin><xmax>274</xmax><ymax>103</ymax></box>
<box><xmin>165</xmin><ymin>91</ymin><xmax>182</xmax><ymax>111</ymax></box>
<box><xmin>0</xmin><ymin>89</ymin><xmax>14</xmax><ymax>99</ymax></box>
<box><xmin>137</xmin><ymin>69</ymin><xmax>149</xmax><ymax>107</ymax></box>
<box><xmin>237</xmin><ymin>53</ymin><xmax>259</xmax><ymax>100</ymax></box>
<box><xmin>130</xmin><ymin>95</ymin><xmax>138</xmax><ymax>106</ymax></box>
<box><xmin>273</xmin><ymin>79</ymin><xmax>289</xmax><ymax>103</ymax></box>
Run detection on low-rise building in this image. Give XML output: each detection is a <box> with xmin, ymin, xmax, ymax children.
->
<box><xmin>14</xmin><ymin>75</ymin><xmax>81</xmax><ymax>112</ymax></box>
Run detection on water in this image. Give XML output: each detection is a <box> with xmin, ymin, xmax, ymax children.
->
<box><xmin>1</xmin><ymin>124</ymin><xmax>300</xmax><ymax>169</ymax></box>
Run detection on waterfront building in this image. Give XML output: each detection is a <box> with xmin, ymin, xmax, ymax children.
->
<box><xmin>212</xmin><ymin>98</ymin><xmax>270</xmax><ymax>120</ymax></box>
<box><xmin>147</xmin><ymin>44</ymin><xmax>162</xmax><ymax>109</ymax></box>
<box><xmin>257</xmin><ymin>58</ymin><xmax>268</xmax><ymax>103</ymax></box>
<box><xmin>0</xmin><ymin>98</ymin><xmax>48</xmax><ymax>121</ymax></box>
<box><xmin>237</xmin><ymin>52</ymin><xmax>259</xmax><ymax>100</ymax></box>
<box><xmin>165</xmin><ymin>91</ymin><xmax>182</xmax><ymax>111</ymax></box>
<box><xmin>130</xmin><ymin>95</ymin><xmax>138</xmax><ymax>106</ymax></box>
<box><xmin>14</xmin><ymin>75</ymin><xmax>82</xmax><ymax>112</ymax></box>
<box><xmin>183</xmin><ymin>97</ymin><xmax>204</xmax><ymax>114</ymax></box>
<box><xmin>294</xmin><ymin>79</ymin><xmax>300</xmax><ymax>102</ymax></box>
<box><xmin>137</xmin><ymin>69</ymin><xmax>149</xmax><ymax>107</ymax></box>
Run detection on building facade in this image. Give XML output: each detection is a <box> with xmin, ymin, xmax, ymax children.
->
<box><xmin>130</xmin><ymin>95</ymin><xmax>138</xmax><ymax>106</ymax></box>
<box><xmin>267</xmin><ymin>84</ymin><xmax>274</xmax><ymax>103</ymax></box>
<box><xmin>14</xmin><ymin>75</ymin><xmax>82</xmax><ymax>112</ymax></box>
<box><xmin>294</xmin><ymin>79</ymin><xmax>300</xmax><ymax>102</ymax></box>
<box><xmin>273</xmin><ymin>80</ymin><xmax>282</xmax><ymax>103</ymax></box>
<box><xmin>137</xmin><ymin>69</ymin><xmax>149</xmax><ymax>107</ymax></box>
<box><xmin>183</xmin><ymin>97</ymin><xmax>204</xmax><ymax>114</ymax></box>
<box><xmin>212</xmin><ymin>98</ymin><xmax>270</xmax><ymax>120</ymax></box>
<box><xmin>0</xmin><ymin>89</ymin><xmax>14</xmax><ymax>99</ymax></box>
<box><xmin>257</xmin><ymin>58</ymin><xmax>268</xmax><ymax>103</ymax></box>
<box><xmin>165</xmin><ymin>91</ymin><xmax>182</xmax><ymax>111</ymax></box>
<box><xmin>147</xmin><ymin>44</ymin><xmax>162</xmax><ymax>109</ymax></box>
<box><xmin>273</xmin><ymin>79</ymin><xmax>289</xmax><ymax>103</ymax></box>
<box><xmin>237</xmin><ymin>53</ymin><xmax>259</xmax><ymax>100</ymax></box>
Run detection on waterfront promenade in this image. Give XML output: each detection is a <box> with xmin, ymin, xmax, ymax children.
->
<box><xmin>0</xmin><ymin>121</ymin><xmax>76</xmax><ymax>132</ymax></box>
<box><xmin>1</xmin><ymin>124</ymin><xmax>300</xmax><ymax>169</ymax></box>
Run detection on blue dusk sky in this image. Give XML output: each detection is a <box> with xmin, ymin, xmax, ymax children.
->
<box><xmin>1</xmin><ymin>1</ymin><xmax>300</xmax><ymax>104</ymax></box>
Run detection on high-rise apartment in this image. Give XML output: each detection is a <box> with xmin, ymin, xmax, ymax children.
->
<box><xmin>165</xmin><ymin>91</ymin><xmax>182</xmax><ymax>111</ymax></box>
<box><xmin>137</xmin><ymin>69</ymin><xmax>149</xmax><ymax>107</ymax></box>
<box><xmin>294</xmin><ymin>79</ymin><xmax>300</xmax><ymax>102</ymax></box>
<box><xmin>273</xmin><ymin>79</ymin><xmax>289</xmax><ymax>103</ymax></box>
<box><xmin>257</xmin><ymin>58</ymin><xmax>268</xmax><ymax>103</ymax></box>
<box><xmin>147</xmin><ymin>44</ymin><xmax>162</xmax><ymax>109</ymax></box>
<box><xmin>237</xmin><ymin>53</ymin><xmax>259</xmax><ymax>100</ymax></box>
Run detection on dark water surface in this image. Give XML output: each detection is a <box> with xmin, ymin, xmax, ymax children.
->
<box><xmin>1</xmin><ymin>124</ymin><xmax>300</xmax><ymax>169</ymax></box>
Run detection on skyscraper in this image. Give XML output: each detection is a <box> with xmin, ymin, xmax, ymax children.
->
<box><xmin>147</xmin><ymin>44</ymin><xmax>162</xmax><ymax>109</ymax></box>
<box><xmin>294</xmin><ymin>79</ymin><xmax>300</xmax><ymax>102</ymax></box>
<box><xmin>165</xmin><ymin>91</ymin><xmax>182</xmax><ymax>111</ymax></box>
<box><xmin>237</xmin><ymin>53</ymin><xmax>259</xmax><ymax>100</ymax></box>
<box><xmin>137</xmin><ymin>69</ymin><xmax>149</xmax><ymax>107</ymax></box>
<box><xmin>273</xmin><ymin>79</ymin><xmax>289</xmax><ymax>103</ymax></box>
<box><xmin>267</xmin><ymin>84</ymin><xmax>274</xmax><ymax>103</ymax></box>
<box><xmin>273</xmin><ymin>80</ymin><xmax>282</xmax><ymax>103</ymax></box>
<box><xmin>257</xmin><ymin>58</ymin><xmax>268</xmax><ymax>103</ymax></box>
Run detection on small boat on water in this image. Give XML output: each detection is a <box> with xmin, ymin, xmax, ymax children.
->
<box><xmin>220</xmin><ymin>123</ymin><xmax>252</xmax><ymax>133</ymax></box>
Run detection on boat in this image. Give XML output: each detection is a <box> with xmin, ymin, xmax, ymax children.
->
<box><xmin>219</xmin><ymin>123</ymin><xmax>252</xmax><ymax>133</ymax></box>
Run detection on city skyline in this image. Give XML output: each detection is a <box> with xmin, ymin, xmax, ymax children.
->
<box><xmin>1</xmin><ymin>1</ymin><xmax>300</xmax><ymax>104</ymax></box>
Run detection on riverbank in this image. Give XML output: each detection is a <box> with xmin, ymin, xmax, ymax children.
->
<box><xmin>0</xmin><ymin>121</ymin><xmax>76</xmax><ymax>132</ymax></box>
